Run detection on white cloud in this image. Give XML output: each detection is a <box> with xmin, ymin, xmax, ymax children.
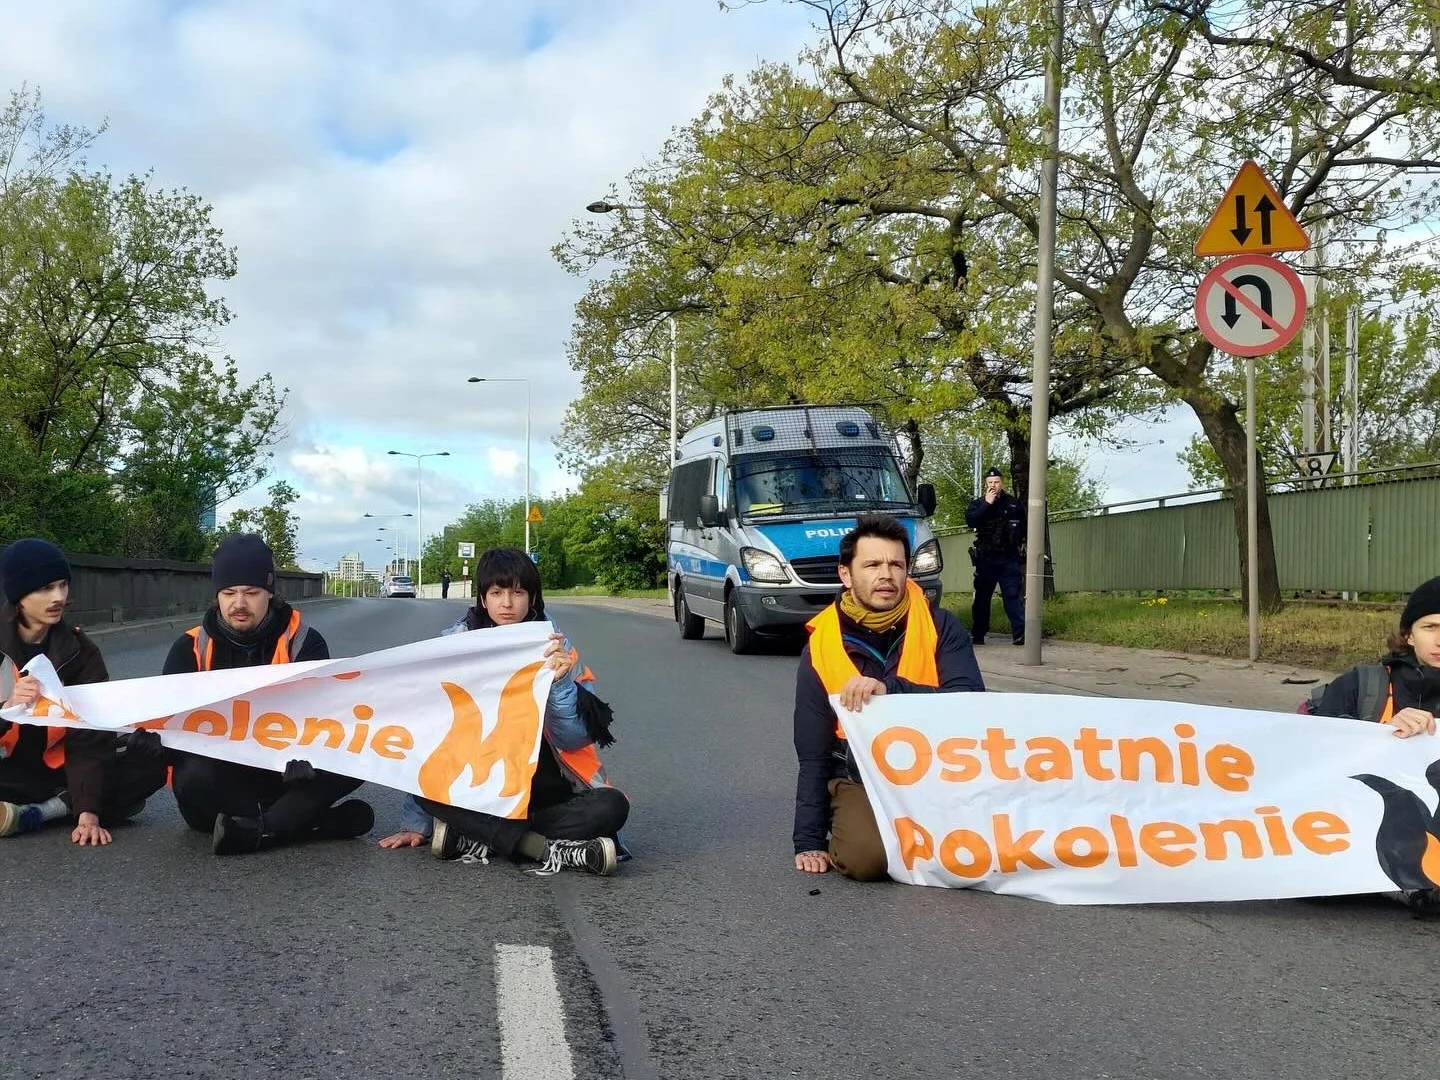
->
<box><xmin>486</xmin><ymin>448</ymin><xmax>521</xmax><ymax>479</ymax></box>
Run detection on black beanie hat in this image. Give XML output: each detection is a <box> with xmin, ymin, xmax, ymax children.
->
<box><xmin>984</xmin><ymin>467</ymin><xmax>1004</xmax><ymax>479</ymax></box>
<box><xmin>1401</xmin><ymin>576</ymin><xmax>1440</xmax><ymax>631</ymax></box>
<box><xmin>1</xmin><ymin>538</ymin><xmax>72</xmax><ymax>605</ymax></box>
<box><xmin>212</xmin><ymin>534</ymin><xmax>276</xmax><ymax>593</ymax></box>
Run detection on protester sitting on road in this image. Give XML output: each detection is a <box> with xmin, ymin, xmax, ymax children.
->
<box><xmin>378</xmin><ymin>546</ymin><xmax>627</xmax><ymax>876</ymax></box>
<box><xmin>1311</xmin><ymin>576</ymin><xmax>1440</xmax><ymax>735</ymax></box>
<box><xmin>161</xmin><ymin>534</ymin><xmax>373</xmax><ymax>855</ymax></box>
<box><xmin>1308</xmin><ymin>576</ymin><xmax>1440</xmax><ymax>917</ymax></box>
<box><xmin>0</xmin><ymin>539</ymin><xmax>166</xmax><ymax>845</ymax></box>
<box><xmin>793</xmin><ymin>514</ymin><xmax>985</xmax><ymax>881</ymax></box>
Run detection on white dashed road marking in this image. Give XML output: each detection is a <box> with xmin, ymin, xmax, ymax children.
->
<box><xmin>494</xmin><ymin>944</ymin><xmax>576</xmax><ymax>1080</ymax></box>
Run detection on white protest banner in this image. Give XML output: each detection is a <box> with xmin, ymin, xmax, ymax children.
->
<box><xmin>839</xmin><ymin>692</ymin><xmax>1440</xmax><ymax>905</ymax></box>
<box><xmin>0</xmin><ymin>623</ymin><xmax>555</xmax><ymax>820</ymax></box>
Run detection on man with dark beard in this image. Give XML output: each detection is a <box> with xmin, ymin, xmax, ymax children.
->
<box><xmin>161</xmin><ymin>534</ymin><xmax>373</xmax><ymax>855</ymax></box>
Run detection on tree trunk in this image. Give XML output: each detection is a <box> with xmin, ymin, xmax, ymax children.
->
<box><xmin>1182</xmin><ymin>389</ymin><xmax>1283</xmax><ymax>614</ymax></box>
<box><xmin>900</xmin><ymin>417</ymin><xmax>924</xmax><ymax>490</ymax></box>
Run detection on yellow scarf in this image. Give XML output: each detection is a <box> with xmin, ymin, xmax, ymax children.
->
<box><xmin>839</xmin><ymin>586</ymin><xmax>911</xmax><ymax>634</ymax></box>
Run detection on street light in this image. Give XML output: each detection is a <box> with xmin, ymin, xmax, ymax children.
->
<box><xmin>466</xmin><ymin>376</ymin><xmax>533</xmax><ymax>553</ymax></box>
<box><xmin>364</xmin><ymin>512</ymin><xmax>412</xmax><ymax>577</ymax></box>
<box><xmin>586</xmin><ymin>199</ymin><xmax>679</xmax><ymax>462</ymax></box>
<box><xmin>387</xmin><ymin>450</ymin><xmax>450</xmax><ymax>598</ymax></box>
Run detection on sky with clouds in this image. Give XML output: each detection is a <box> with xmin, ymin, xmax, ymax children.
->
<box><xmin>1</xmin><ymin>0</ymin><xmax>1200</xmax><ymax>571</ymax></box>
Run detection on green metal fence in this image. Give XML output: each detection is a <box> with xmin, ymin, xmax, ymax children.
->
<box><xmin>937</xmin><ymin>473</ymin><xmax>1440</xmax><ymax>594</ymax></box>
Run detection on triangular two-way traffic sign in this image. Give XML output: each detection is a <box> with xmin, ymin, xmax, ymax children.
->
<box><xmin>1195</xmin><ymin>161</ymin><xmax>1310</xmax><ymax>257</ymax></box>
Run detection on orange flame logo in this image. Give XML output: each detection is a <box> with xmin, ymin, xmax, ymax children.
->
<box><xmin>418</xmin><ymin>661</ymin><xmax>544</xmax><ymax>814</ymax></box>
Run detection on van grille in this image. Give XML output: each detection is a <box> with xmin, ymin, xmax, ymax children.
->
<box><xmin>789</xmin><ymin>556</ymin><xmax>842</xmax><ymax>586</ymax></box>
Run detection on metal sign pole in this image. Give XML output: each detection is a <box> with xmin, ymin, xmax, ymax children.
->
<box><xmin>1246</xmin><ymin>350</ymin><xmax>1260</xmax><ymax>662</ymax></box>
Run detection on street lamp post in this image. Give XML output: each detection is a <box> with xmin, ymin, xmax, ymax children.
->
<box><xmin>587</xmin><ymin>200</ymin><xmax>679</xmax><ymax>462</ymax></box>
<box><xmin>387</xmin><ymin>450</ymin><xmax>450</xmax><ymax>598</ymax></box>
<box><xmin>466</xmin><ymin>377</ymin><xmax>532</xmax><ymax>553</ymax></box>
<box><xmin>363</xmin><ymin>512</ymin><xmax>411</xmax><ymax>578</ymax></box>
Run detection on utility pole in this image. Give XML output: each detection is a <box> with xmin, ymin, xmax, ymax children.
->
<box><xmin>1022</xmin><ymin>0</ymin><xmax>1063</xmax><ymax>668</ymax></box>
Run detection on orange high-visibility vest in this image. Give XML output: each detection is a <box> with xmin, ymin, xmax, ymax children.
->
<box><xmin>187</xmin><ymin>609</ymin><xmax>307</xmax><ymax>671</ymax></box>
<box><xmin>0</xmin><ymin>655</ymin><xmax>68</xmax><ymax>769</ymax></box>
<box><xmin>556</xmin><ymin>648</ymin><xmax>612</xmax><ymax>790</ymax></box>
<box><xmin>805</xmin><ymin>579</ymin><xmax>940</xmax><ymax>737</ymax></box>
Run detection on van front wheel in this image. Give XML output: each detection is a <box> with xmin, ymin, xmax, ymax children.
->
<box><xmin>675</xmin><ymin>586</ymin><xmax>705</xmax><ymax>640</ymax></box>
<box><xmin>725</xmin><ymin>595</ymin><xmax>758</xmax><ymax>655</ymax></box>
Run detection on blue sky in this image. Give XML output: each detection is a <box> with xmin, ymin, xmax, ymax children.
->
<box><xmin>0</xmin><ymin>0</ymin><xmax>1198</xmax><ymax>570</ymax></box>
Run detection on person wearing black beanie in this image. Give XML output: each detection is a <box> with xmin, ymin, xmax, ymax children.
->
<box><xmin>158</xmin><ymin>533</ymin><xmax>373</xmax><ymax>855</ymax></box>
<box><xmin>1310</xmin><ymin>574</ymin><xmax>1440</xmax><ymax>918</ymax></box>
<box><xmin>0</xmin><ymin>540</ymin><xmax>166</xmax><ymax>843</ymax></box>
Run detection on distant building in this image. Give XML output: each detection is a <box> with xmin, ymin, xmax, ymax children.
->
<box><xmin>337</xmin><ymin>552</ymin><xmax>364</xmax><ymax>581</ymax></box>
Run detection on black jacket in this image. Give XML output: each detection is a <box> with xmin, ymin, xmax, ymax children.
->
<box><xmin>1316</xmin><ymin>652</ymin><xmax>1440</xmax><ymax>720</ymax></box>
<box><xmin>964</xmin><ymin>491</ymin><xmax>1026</xmax><ymax>559</ymax></box>
<box><xmin>162</xmin><ymin>598</ymin><xmax>329</xmax><ymax>674</ymax></box>
<box><xmin>792</xmin><ymin>600</ymin><xmax>985</xmax><ymax>853</ymax></box>
<box><xmin>0</xmin><ymin>605</ymin><xmax>114</xmax><ymax>816</ymax></box>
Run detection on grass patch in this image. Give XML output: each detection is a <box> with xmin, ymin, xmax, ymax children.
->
<box><xmin>546</xmin><ymin>585</ymin><xmax>669</xmax><ymax>600</ymax></box>
<box><xmin>941</xmin><ymin>592</ymin><xmax>1401</xmax><ymax>671</ymax></box>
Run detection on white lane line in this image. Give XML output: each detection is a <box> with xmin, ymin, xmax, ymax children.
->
<box><xmin>495</xmin><ymin>944</ymin><xmax>577</xmax><ymax>1080</ymax></box>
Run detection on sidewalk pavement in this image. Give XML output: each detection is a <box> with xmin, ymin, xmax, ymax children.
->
<box><xmin>556</xmin><ymin>595</ymin><xmax>1337</xmax><ymax>715</ymax></box>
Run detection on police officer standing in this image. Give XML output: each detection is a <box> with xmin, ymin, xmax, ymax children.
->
<box><xmin>965</xmin><ymin>467</ymin><xmax>1026</xmax><ymax>645</ymax></box>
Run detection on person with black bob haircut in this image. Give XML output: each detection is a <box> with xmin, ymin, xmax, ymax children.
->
<box><xmin>793</xmin><ymin>513</ymin><xmax>985</xmax><ymax>881</ymax></box>
<box><xmin>379</xmin><ymin>546</ymin><xmax>628</xmax><ymax>876</ymax></box>
<box><xmin>1</xmin><ymin>539</ymin><xmax>166</xmax><ymax>844</ymax></box>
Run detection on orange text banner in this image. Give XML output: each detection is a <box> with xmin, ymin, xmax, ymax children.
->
<box><xmin>1</xmin><ymin>624</ymin><xmax>556</xmax><ymax>820</ymax></box>
<box><xmin>838</xmin><ymin>693</ymin><xmax>1440</xmax><ymax>904</ymax></box>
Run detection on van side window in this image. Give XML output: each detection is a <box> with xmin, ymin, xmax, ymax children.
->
<box><xmin>668</xmin><ymin>459</ymin><xmax>713</xmax><ymax>526</ymax></box>
<box><xmin>711</xmin><ymin>458</ymin><xmax>728</xmax><ymax>511</ymax></box>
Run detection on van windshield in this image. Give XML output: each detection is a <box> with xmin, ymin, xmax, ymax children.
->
<box><xmin>732</xmin><ymin>449</ymin><xmax>913</xmax><ymax>518</ymax></box>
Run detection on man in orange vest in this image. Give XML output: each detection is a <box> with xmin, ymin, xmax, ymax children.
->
<box><xmin>793</xmin><ymin>514</ymin><xmax>984</xmax><ymax>881</ymax></box>
<box><xmin>161</xmin><ymin>534</ymin><xmax>373</xmax><ymax>855</ymax></box>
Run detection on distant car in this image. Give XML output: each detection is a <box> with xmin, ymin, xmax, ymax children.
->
<box><xmin>384</xmin><ymin>576</ymin><xmax>416</xmax><ymax>598</ymax></box>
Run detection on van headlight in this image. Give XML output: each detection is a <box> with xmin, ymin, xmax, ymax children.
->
<box><xmin>910</xmin><ymin>539</ymin><xmax>942</xmax><ymax>576</ymax></box>
<box><xmin>741</xmin><ymin>547</ymin><xmax>790</xmax><ymax>584</ymax></box>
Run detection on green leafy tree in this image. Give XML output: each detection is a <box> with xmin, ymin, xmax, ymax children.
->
<box><xmin>564</xmin><ymin>1</ymin><xmax>1440</xmax><ymax>614</ymax></box>
<box><xmin>224</xmin><ymin>481</ymin><xmax>300</xmax><ymax>570</ymax></box>
<box><xmin>0</xmin><ymin>88</ymin><xmax>285</xmax><ymax>555</ymax></box>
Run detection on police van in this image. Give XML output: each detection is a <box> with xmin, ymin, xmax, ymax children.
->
<box><xmin>664</xmin><ymin>405</ymin><xmax>941</xmax><ymax>653</ymax></box>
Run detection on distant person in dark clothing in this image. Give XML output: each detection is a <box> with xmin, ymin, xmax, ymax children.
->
<box><xmin>161</xmin><ymin>534</ymin><xmax>372</xmax><ymax>855</ymax></box>
<box><xmin>441</xmin><ymin>568</ymin><xmax>452</xmax><ymax>599</ymax></box>
<box><xmin>964</xmin><ymin>467</ymin><xmax>1026</xmax><ymax>646</ymax></box>
<box><xmin>0</xmin><ymin>539</ymin><xmax>166</xmax><ymax>844</ymax></box>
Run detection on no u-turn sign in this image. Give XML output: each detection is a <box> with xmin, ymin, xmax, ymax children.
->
<box><xmin>1194</xmin><ymin>254</ymin><xmax>1307</xmax><ymax>357</ymax></box>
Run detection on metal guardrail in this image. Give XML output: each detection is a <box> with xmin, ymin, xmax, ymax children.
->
<box><xmin>934</xmin><ymin>462</ymin><xmax>1440</xmax><ymax>594</ymax></box>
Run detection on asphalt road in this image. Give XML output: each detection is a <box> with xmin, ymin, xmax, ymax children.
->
<box><xmin>3</xmin><ymin>597</ymin><xmax>1437</xmax><ymax>1080</ymax></box>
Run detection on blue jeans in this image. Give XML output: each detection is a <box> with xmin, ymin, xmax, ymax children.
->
<box><xmin>972</xmin><ymin>554</ymin><xmax>1025</xmax><ymax>642</ymax></box>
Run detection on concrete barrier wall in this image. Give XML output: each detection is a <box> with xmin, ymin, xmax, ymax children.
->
<box><xmin>0</xmin><ymin>549</ymin><xmax>324</xmax><ymax>627</ymax></box>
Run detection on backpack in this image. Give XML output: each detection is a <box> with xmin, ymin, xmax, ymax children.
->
<box><xmin>1297</xmin><ymin>662</ymin><xmax>1390</xmax><ymax>721</ymax></box>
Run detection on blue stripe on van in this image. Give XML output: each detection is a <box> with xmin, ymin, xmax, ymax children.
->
<box><xmin>752</xmin><ymin>518</ymin><xmax>920</xmax><ymax>560</ymax></box>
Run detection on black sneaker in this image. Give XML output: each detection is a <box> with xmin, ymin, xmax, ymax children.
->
<box><xmin>527</xmin><ymin>837</ymin><xmax>617</xmax><ymax>877</ymax></box>
<box><xmin>316</xmin><ymin>799</ymin><xmax>373</xmax><ymax>840</ymax></box>
<box><xmin>212</xmin><ymin>813</ymin><xmax>273</xmax><ymax>856</ymax></box>
<box><xmin>431</xmin><ymin>819</ymin><xmax>490</xmax><ymax>864</ymax></box>
<box><xmin>972</xmin><ymin>637</ymin><xmax>986</xmax><ymax>646</ymax></box>
<box><xmin>1012</xmin><ymin>635</ymin><xmax>1025</xmax><ymax>646</ymax></box>
<box><xmin>1405</xmin><ymin>889</ymin><xmax>1440</xmax><ymax>919</ymax></box>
